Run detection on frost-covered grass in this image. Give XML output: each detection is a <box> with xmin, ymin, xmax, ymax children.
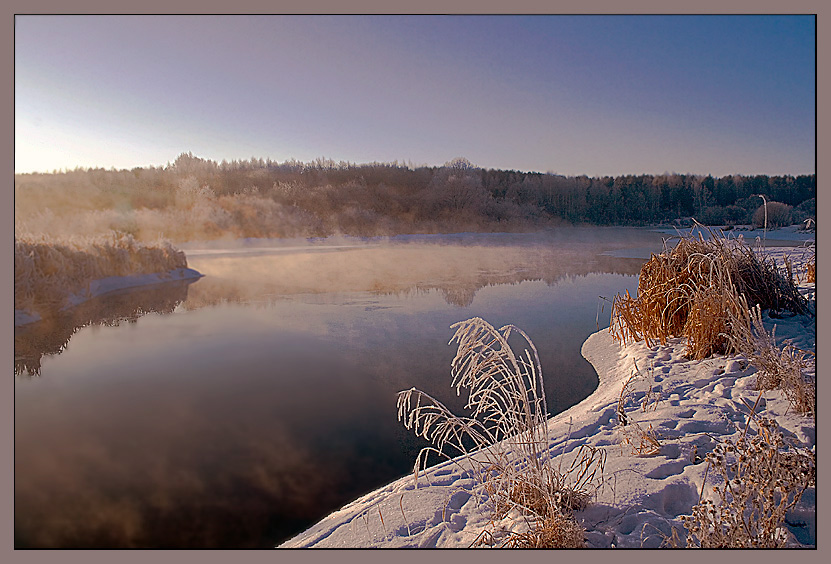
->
<box><xmin>680</xmin><ymin>414</ymin><xmax>815</xmax><ymax>548</ymax></box>
<box><xmin>611</xmin><ymin>233</ymin><xmax>816</xmax><ymax>547</ymax></box>
<box><xmin>15</xmin><ymin>231</ymin><xmax>189</xmax><ymax>318</ymax></box>
<box><xmin>281</xmin><ymin>246</ymin><xmax>815</xmax><ymax>549</ymax></box>
<box><xmin>611</xmin><ymin>225</ymin><xmax>809</xmax><ymax>360</ymax></box>
<box><xmin>397</xmin><ymin>318</ymin><xmax>603</xmax><ymax>547</ymax></box>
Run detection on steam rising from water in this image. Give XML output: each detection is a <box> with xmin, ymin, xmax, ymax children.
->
<box><xmin>182</xmin><ymin>229</ymin><xmax>659</xmax><ymax>309</ymax></box>
<box><xmin>15</xmin><ymin>228</ymin><xmax>667</xmax><ymax>548</ymax></box>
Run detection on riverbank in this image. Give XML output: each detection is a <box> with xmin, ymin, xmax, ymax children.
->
<box><xmin>14</xmin><ymin>233</ymin><xmax>201</xmax><ymax>327</ymax></box>
<box><xmin>280</xmin><ymin>246</ymin><xmax>815</xmax><ymax>548</ymax></box>
<box><xmin>650</xmin><ymin>224</ymin><xmax>815</xmax><ymax>245</ymax></box>
<box><xmin>14</xmin><ymin>267</ymin><xmax>202</xmax><ymax>327</ymax></box>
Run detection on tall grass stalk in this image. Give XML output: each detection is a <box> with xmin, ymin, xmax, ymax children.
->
<box><xmin>397</xmin><ymin>318</ymin><xmax>604</xmax><ymax>546</ymax></box>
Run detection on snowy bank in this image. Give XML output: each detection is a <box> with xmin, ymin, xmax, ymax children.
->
<box><xmin>651</xmin><ymin>224</ymin><xmax>815</xmax><ymax>245</ymax></box>
<box><xmin>280</xmin><ymin>251</ymin><xmax>815</xmax><ymax>549</ymax></box>
<box><xmin>14</xmin><ymin>268</ymin><xmax>202</xmax><ymax>327</ymax></box>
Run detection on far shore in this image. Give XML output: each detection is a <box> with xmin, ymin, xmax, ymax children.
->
<box><xmin>14</xmin><ymin>267</ymin><xmax>202</xmax><ymax>327</ymax></box>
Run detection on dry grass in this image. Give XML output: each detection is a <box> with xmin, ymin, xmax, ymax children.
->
<box><xmin>783</xmin><ymin>245</ymin><xmax>815</xmax><ymax>285</ymax></box>
<box><xmin>728</xmin><ymin>305</ymin><xmax>815</xmax><ymax>417</ymax></box>
<box><xmin>618</xmin><ymin>423</ymin><xmax>662</xmax><ymax>458</ymax></box>
<box><xmin>397</xmin><ymin>317</ymin><xmax>603</xmax><ymax>547</ymax></box>
<box><xmin>500</xmin><ymin>512</ymin><xmax>587</xmax><ymax>548</ymax></box>
<box><xmin>803</xmin><ymin>246</ymin><xmax>816</xmax><ymax>284</ymax></box>
<box><xmin>611</xmin><ymin>225</ymin><xmax>809</xmax><ymax>360</ymax></box>
<box><xmin>616</xmin><ymin>362</ymin><xmax>662</xmax><ymax>456</ymax></box>
<box><xmin>681</xmin><ymin>415</ymin><xmax>815</xmax><ymax>548</ymax></box>
<box><xmin>611</xmin><ymin>228</ymin><xmax>815</xmax><ymax>548</ymax></box>
<box><xmin>15</xmin><ymin>231</ymin><xmax>188</xmax><ymax>315</ymax></box>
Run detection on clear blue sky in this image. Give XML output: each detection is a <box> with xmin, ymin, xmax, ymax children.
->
<box><xmin>14</xmin><ymin>15</ymin><xmax>815</xmax><ymax>176</ymax></box>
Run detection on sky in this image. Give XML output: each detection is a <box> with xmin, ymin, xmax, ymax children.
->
<box><xmin>14</xmin><ymin>15</ymin><xmax>816</xmax><ymax>177</ymax></box>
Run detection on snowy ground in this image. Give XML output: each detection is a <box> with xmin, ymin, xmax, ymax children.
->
<box><xmin>280</xmin><ymin>247</ymin><xmax>815</xmax><ymax>549</ymax></box>
<box><xmin>13</xmin><ymin>267</ymin><xmax>203</xmax><ymax>327</ymax></box>
<box><xmin>651</xmin><ymin>224</ymin><xmax>815</xmax><ymax>245</ymax></box>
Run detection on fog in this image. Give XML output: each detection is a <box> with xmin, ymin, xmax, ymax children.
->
<box><xmin>15</xmin><ymin>228</ymin><xmax>670</xmax><ymax>548</ymax></box>
<box><xmin>182</xmin><ymin>230</ymin><xmax>659</xmax><ymax>310</ymax></box>
<box><xmin>14</xmin><ymin>156</ymin><xmax>816</xmax><ymax>246</ymax></box>
<box><xmin>16</xmin><ymin>229</ymin><xmax>662</xmax><ymax>378</ymax></box>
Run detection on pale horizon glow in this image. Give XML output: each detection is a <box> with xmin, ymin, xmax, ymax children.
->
<box><xmin>15</xmin><ymin>15</ymin><xmax>815</xmax><ymax>177</ymax></box>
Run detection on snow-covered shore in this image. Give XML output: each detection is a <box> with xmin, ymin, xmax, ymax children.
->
<box><xmin>14</xmin><ymin>267</ymin><xmax>203</xmax><ymax>327</ymax></box>
<box><xmin>280</xmin><ymin>247</ymin><xmax>815</xmax><ymax>549</ymax></box>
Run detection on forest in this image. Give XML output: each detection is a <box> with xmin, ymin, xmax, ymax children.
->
<box><xmin>14</xmin><ymin>153</ymin><xmax>817</xmax><ymax>242</ymax></box>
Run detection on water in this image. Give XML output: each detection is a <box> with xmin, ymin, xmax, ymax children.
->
<box><xmin>14</xmin><ymin>227</ymin><xmax>667</xmax><ymax>548</ymax></box>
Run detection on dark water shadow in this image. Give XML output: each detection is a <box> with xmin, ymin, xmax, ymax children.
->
<box><xmin>14</xmin><ymin>279</ymin><xmax>197</xmax><ymax>377</ymax></box>
<box><xmin>14</xmin><ymin>229</ymin><xmax>666</xmax><ymax>548</ymax></box>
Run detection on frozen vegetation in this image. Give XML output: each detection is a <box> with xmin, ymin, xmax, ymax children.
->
<box><xmin>14</xmin><ymin>153</ymin><xmax>815</xmax><ymax>242</ymax></box>
<box><xmin>281</xmin><ymin>243</ymin><xmax>815</xmax><ymax>549</ymax></box>
<box><xmin>14</xmin><ymin>232</ymin><xmax>200</xmax><ymax>326</ymax></box>
<box><xmin>12</xmin><ymin>196</ymin><xmax>815</xmax><ymax>549</ymax></box>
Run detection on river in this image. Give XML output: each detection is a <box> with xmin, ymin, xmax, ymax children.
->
<box><xmin>14</xmin><ymin>227</ymin><xmax>669</xmax><ymax>548</ymax></box>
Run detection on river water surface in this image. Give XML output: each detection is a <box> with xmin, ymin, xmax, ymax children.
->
<box><xmin>14</xmin><ymin>227</ymin><xmax>668</xmax><ymax>548</ymax></box>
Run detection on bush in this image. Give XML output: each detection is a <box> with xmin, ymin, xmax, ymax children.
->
<box><xmin>791</xmin><ymin>198</ymin><xmax>815</xmax><ymax>230</ymax></box>
<box><xmin>752</xmin><ymin>201</ymin><xmax>793</xmax><ymax>229</ymax></box>
<box><xmin>794</xmin><ymin>197</ymin><xmax>815</xmax><ymax>217</ymax></box>
<box><xmin>724</xmin><ymin>205</ymin><xmax>751</xmax><ymax>225</ymax></box>
<box><xmin>699</xmin><ymin>206</ymin><xmax>727</xmax><ymax>226</ymax></box>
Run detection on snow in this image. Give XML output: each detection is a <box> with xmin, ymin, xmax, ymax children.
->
<box><xmin>651</xmin><ymin>224</ymin><xmax>815</xmax><ymax>245</ymax></box>
<box><xmin>604</xmin><ymin>227</ymin><xmax>814</xmax><ymax>261</ymax></box>
<box><xmin>14</xmin><ymin>267</ymin><xmax>203</xmax><ymax>327</ymax></box>
<box><xmin>280</xmin><ymin>247</ymin><xmax>815</xmax><ymax>549</ymax></box>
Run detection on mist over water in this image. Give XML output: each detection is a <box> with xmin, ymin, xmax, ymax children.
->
<box><xmin>14</xmin><ymin>228</ymin><xmax>666</xmax><ymax>548</ymax></box>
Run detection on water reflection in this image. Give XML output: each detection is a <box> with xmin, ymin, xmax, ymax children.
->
<box><xmin>14</xmin><ymin>229</ymin><xmax>667</xmax><ymax>548</ymax></box>
<box><xmin>15</xmin><ymin>230</ymin><xmax>658</xmax><ymax>375</ymax></box>
<box><xmin>14</xmin><ymin>279</ymin><xmax>196</xmax><ymax>377</ymax></box>
<box><xmin>182</xmin><ymin>229</ymin><xmax>656</xmax><ymax>309</ymax></box>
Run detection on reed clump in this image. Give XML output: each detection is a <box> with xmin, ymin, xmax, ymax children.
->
<box><xmin>15</xmin><ymin>231</ymin><xmax>188</xmax><ymax>316</ymax></box>
<box><xmin>397</xmin><ymin>317</ymin><xmax>602</xmax><ymax>548</ymax></box>
<box><xmin>610</xmin><ymin>227</ymin><xmax>809</xmax><ymax>360</ymax></box>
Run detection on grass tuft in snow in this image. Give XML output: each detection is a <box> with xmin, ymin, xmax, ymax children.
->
<box><xmin>681</xmin><ymin>414</ymin><xmax>815</xmax><ymax>548</ymax></box>
<box><xmin>611</xmin><ymin>224</ymin><xmax>809</xmax><ymax>360</ymax></box>
<box><xmin>397</xmin><ymin>317</ymin><xmax>604</xmax><ymax>547</ymax></box>
<box><xmin>728</xmin><ymin>305</ymin><xmax>815</xmax><ymax>417</ymax></box>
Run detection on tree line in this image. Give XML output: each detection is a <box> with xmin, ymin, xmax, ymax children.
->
<box><xmin>14</xmin><ymin>153</ymin><xmax>816</xmax><ymax>241</ymax></box>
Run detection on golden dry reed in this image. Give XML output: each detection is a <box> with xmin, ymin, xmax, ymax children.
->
<box><xmin>610</xmin><ymin>225</ymin><xmax>809</xmax><ymax>360</ymax></box>
<box><xmin>805</xmin><ymin>246</ymin><xmax>816</xmax><ymax>283</ymax></box>
<box><xmin>15</xmin><ymin>231</ymin><xmax>188</xmax><ymax>316</ymax></box>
